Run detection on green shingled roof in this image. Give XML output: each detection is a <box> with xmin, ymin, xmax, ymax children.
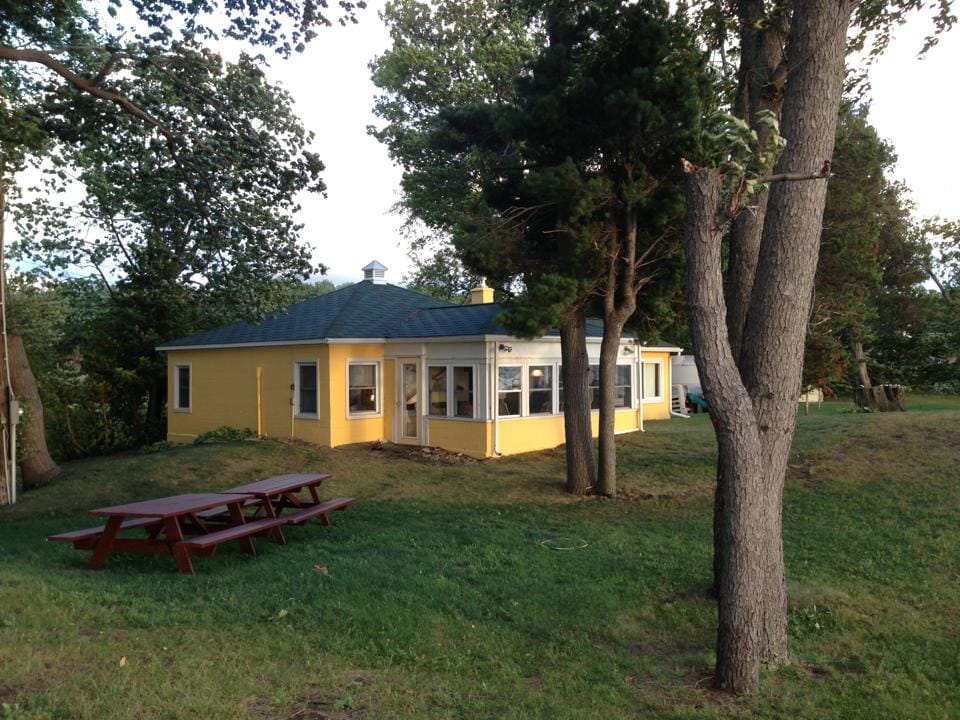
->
<box><xmin>157</xmin><ymin>280</ymin><xmax>606</xmax><ymax>349</ymax></box>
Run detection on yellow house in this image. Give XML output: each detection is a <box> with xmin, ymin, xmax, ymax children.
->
<box><xmin>158</xmin><ymin>262</ymin><xmax>681</xmax><ymax>458</ymax></box>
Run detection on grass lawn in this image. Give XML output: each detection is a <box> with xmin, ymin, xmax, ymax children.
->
<box><xmin>1</xmin><ymin>396</ymin><xmax>959</xmax><ymax>719</ymax></box>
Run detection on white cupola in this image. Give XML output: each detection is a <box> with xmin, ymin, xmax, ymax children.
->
<box><xmin>362</xmin><ymin>260</ymin><xmax>387</xmax><ymax>284</ymax></box>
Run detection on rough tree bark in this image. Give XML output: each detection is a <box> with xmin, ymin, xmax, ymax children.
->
<box><xmin>738</xmin><ymin>0</ymin><xmax>851</xmax><ymax>669</ymax></box>
<box><xmin>724</xmin><ymin>0</ymin><xmax>789</xmax><ymax>362</ymax></box>
<box><xmin>8</xmin><ymin>333</ymin><xmax>61</xmax><ymax>489</ymax></box>
<box><xmin>560</xmin><ymin>307</ymin><xmax>597</xmax><ymax>495</ymax></box>
<box><xmin>683</xmin><ymin>0</ymin><xmax>854</xmax><ymax>691</ymax></box>
<box><xmin>851</xmin><ymin>335</ymin><xmax>872</xmax><ymax>389</ymax></box>
<box><xmin>597</xmin><ymin>316</ymin><xmax>627</xmax><ymax>497</ymax></box>
<box><xmin>598</xmin><ymin>210</ymin><xmax>641</xmax><ymax>498</ymax></box>
<box><xmin>714</xmin><ymin>0</ymin><xmax>789</xmax><ymax>598</ymax></box>
<box><xmin>683</xmin><ymin>167</ymin><xmax>767</xmax><ymax>692</ymax></box>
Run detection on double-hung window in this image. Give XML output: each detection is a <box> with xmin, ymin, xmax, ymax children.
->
<box><xmin>428</xmin><ymin>366</ymin><xmax>448</xmax><ymax>416</ymax></box>
<box><xmin>296</xmin><ymin>361</ymin><xmax>318</xmax><ymax>417</ymax></box>
<box><xmin>453</xmin><ymin>366</ymin><xmax>475</xmax><ymax>418</ymax></box>
<box><xmin>348</xmin><ymin>362</ymin><xmax>379</xmax><ymax>415</ymax></box>
<box><xmin>498</xmin><ymin>366</ymin><xmax>522</xmax><ymax>417</ymax></box>
<box><xmin>174</xmin><ymin>364</ymin><xmax>191</xmax><ymax>412</ymax></box>
<box><xmin>528</xmin><ymin>365</ymin><xmax>553</xmax><ymax>415</ymax></box>
<box><xmin>641</xmin><ymin>361</ymin><xmax>663</xmax><ymax>401</ymax></box>
<box><xmin>615</xmin><ymin>365</ymin><xmax>633</xmax><ymax>408</ymax></box>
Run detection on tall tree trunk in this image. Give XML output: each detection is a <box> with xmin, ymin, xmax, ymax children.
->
<box><xmin>8</xmin><ymin>333</ymin><xmax>61</xmax><ymax>489</ymax></box>
<box><xmin>597</xmin><ymin>316</ymin><xmax>627</xmax><ymax>497</ymax></box>
<box><xmin>559</xmin><ymin>307</ymin><xmax>596</xmax><ymax>495</ymax></box>
<box><xmin>683</xmin><ymin>167</ymin><xmax>766</xmax><ymax>692</ymax></box>
<box><xmin>738</xmin><ymin>0</ymin><xmax>853</xmax><ymax>670</ymax></box>
<box><xmin>716</xmin><ymin>0</ymin><xmax>789</xmax><ymax>599</ymax></box>
<box><xmin>145</xmin><ymin>373</ymin><xmax>166</xmax><ymax>442</ymax></box>
<box><xmin>683</xmin><ymin>0</ymin><xmax>853</xmax><ymax>691</ymax></box>
<box><xmin>724</xmin><ymin>0</ymin><xmax>789</xmax><ymax>362</ymax></box>
<box><xmin>597</xmin><ymin>205</ymin><xmax>639</xmax><ymax>498</ymax></box>
<box><xmin>851</xmin><ymin>335</ymin><xmax>872</xmax><ymax>388</ymax></box>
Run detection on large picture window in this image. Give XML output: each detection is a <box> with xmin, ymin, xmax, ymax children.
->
<box><xmin>174</xmin><ymin>364</ymin><xmax>191</xmax><ymax>411</ymax></box>
<box><xmin>528</xmin><ymin>365</ymin><xmax>553</xmax><ymax>414</ymax></box>
<box><xmin>428</xmin><ymin>366</ymin><xmax>448</xmax><ymax>416</ymax></box>
<box><xmin>348</xmin><ymin>362</ymin><xmax>379</xmax><ymax>415</ymax></box>
<box><xmin>642</xmin><ymin>361</ymin><xmax>662</xmax><ymax>401</ymax></box>
<box><xmin>296</xmin><ymin>361</ymin><xmax>318</xmax><ymax>416</ymax></box>
<box><xmin>498</xmin><ymin>366</ymin><xmax>522</xmax><ymax>417</ymax></box>
<box><xmin>453</xmin><ymin>366</ymin><xmax>475</xmax><ymax>418</ymax></box>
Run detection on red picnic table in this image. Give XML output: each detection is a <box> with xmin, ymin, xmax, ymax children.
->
<box><xmin>47</xmin><ymin>475</ymin><xmax>355</xmax><ymax>575</ymax></box>
<box><xmin>222</xmin><ymin>473</ymin><xmax>354</xmax><ymax>526</ymax></box>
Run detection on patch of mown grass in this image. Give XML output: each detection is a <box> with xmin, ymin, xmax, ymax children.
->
<box><xmin>0</xmin><ymin>396</ymin><xmax>958</xmax><ymax>718</ymax></box>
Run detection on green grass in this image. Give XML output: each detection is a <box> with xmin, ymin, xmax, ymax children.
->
<box><xmin>1</xmin><ymin>396</ymin><xmax>959</xmax><ymax>719</ymax></box>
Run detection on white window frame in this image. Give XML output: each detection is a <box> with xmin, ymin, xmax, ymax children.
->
<box><xmin>346</xmin><ymin>360</ymin><xmax>382</xmax><ymax>418</ymax></box>
<box><xmin>294</xmin><ymin>360</ymin><xmax>319</xmax><ymax>419</ymax></box>
<box><xmin>174</xmin><ymin>363</ymin><xmax>192</xmax><ymax>413</ymax></box>
<box><xmin>527</xmin><ymin>364</ymin><xmax>555</xmax><ymax>416</ymax></box>
<box><xmin>452</xmin><ymin>365</ymin><xmax>477</xmax><ymax>419</ymax></box>
<box><xmin>641</xmin><ymin>359</ymin><xmax>665</xmax><ymax>402</ymax></box>
<box><xmin>614</xmin><ymin>363</ymin><xmax>634</xmax><ymax>410</ymax></box>
<box><xmin>497</xmin><ymin>364</ymin><xmax>523</xmax><ymax>418</ymax></box>
<box><xmin>425</xmin><ymin>364</ymin><xmax>480</xmax><ymax>420</ymax></box>
<box><xmin>427</xmin><ymin>365</ymin><xmax>449</xmax><ymax>417</ymax></box>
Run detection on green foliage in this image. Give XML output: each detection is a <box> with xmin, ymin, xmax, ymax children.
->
<box><xmin>193</xmin><ymin>426</ymin><xmax>256</xmax><ymax>444</ymax></box>
<box><xmin>1</xmin><ymin>0</ymin><xmax>366</xmax><ymax>454</ymax></box>
<box><xmin>141</xmin><ymin>440</ymin><xmax>173</xmax><ymax>454</ymax></box>
<box><xmin>402</xmin><ymin>232</ymin><xmax>483</xmax><ymax>302</ymax></box>
<box><xmin>869</xmin><ymin>289</ymin><xmax>960</xmax><ymax>392</ymax></box>
<box><xmin>14</xmin><ymin>45</ymin><xmax>325</xmax><ymax>321</ymax></box>
<box><xmin>699</xmin><ymin>108</ymin><xmax>786</xmax><ymax>192</ymax></box>
<box><xmin>376</xmin><ymin>0</ymin><xmax>714</xmax><ymax>337</ymax></box>
<box><xmin>805</xmin><ymin>104</ymin><xmax>928</xmax><ymax>391</ymax></box>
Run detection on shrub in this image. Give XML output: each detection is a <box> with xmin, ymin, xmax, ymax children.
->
<box><xmin>193</xmin><ymin>426</ymin><xmax>256</xmax><ymax>444</ymax></box>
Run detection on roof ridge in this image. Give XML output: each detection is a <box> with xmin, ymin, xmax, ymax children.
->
<box><xmin>382</xmin><ymin>283</ymin><xmax>457</xmax><ymax>307</ymax></box>
<box><xmin>324</xmin><ymin>282</ymin><xmax>369</xmax><ymax>336</ymax></box>
<box><xmin>419</xmin><ymin>302</ymin><xmax>501</xmax><ymax>312</ymax></box>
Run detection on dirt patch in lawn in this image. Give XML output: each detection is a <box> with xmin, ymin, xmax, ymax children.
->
<box><xmin>369</xmin><ymin>441</ymin><xmax>481</xmax><ymax>465</ymax></box>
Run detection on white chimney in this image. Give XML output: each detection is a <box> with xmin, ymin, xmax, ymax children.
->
<box><xmin>362</xmin><ymin>260</ymin><xmax>387</xmax><ymax>284</ymax></box>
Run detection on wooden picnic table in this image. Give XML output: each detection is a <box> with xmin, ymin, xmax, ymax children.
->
<box><xmin>50</xmin><ymin>492</ymin><xmax>286</xmax><ymax>575</ymax></box>
<box><xmin>48</xmin><ymin>473</ymin><xmax>355</xmax><ymax>575</ymax></box>
<box><xmin>219</xmin><ymin>473</ymin><xmax>354</xmax><ymax>526</ymax></box>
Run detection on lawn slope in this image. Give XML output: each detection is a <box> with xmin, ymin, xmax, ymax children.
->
<box><xmin>1</xmin><ymin>397</ymin><xmax>958</xmax><ymax>719</ymax></box>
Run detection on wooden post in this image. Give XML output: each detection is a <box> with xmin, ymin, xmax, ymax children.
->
<box><xmin>256</xmin><ymin>366</ymin><xmax>263</xmax><ymax>437</ymax></box>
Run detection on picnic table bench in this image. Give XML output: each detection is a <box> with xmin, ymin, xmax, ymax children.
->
<box><xmin>47</xmin><ymin>474</ymin><xmax>355</xmax><ymax>575</ymax></box>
